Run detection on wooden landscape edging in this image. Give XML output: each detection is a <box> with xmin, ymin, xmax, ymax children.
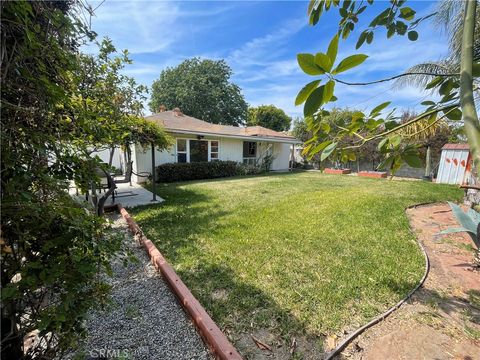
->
<box><xmin>358</xmin><ymin>171</ymin><xmax>387</xmax><ymax>179</ymax></box>
<box><xmin>324</xmin><ymin>168</ymin><xmax>352</xmax><ymax>175</ymax></box>
<box><xmin>115</xmin><ymin>204</ymin><xmax>242</xmax><ymax>360</ymax></box>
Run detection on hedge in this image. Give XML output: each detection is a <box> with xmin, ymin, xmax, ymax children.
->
<box><xmin>156</xmin><ymin>161</ymin><xmax>242</xmax><ymax>182</ymax></box>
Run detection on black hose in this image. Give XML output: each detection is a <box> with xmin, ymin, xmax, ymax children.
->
<box><xmin>324</xmin><ymin>203</ymin><xmax>430</xmax><ymax>360</ymax></box>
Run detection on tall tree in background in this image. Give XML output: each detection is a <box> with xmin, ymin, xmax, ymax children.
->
<box><xmin>247</xmin><ymin>105</ymin><xmax>292</xmax><ymax>131</ymax></box>
<box><xmin>149</xmin><ymin>58</ymin><xmax>248</xmax><ymax>126</ymax></box>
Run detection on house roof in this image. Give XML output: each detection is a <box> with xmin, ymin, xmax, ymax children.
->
<box><xmin>145</xmin><ymin>111</ymin><xmax>298</xmax><ymax>143</ymax></box>
<box><xmin>442</xmin><ymin>143</ymin><xmax>470</xmax><ymax>150</ymax></box>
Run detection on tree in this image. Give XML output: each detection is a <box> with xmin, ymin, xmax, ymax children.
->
<box><xmin>296</xmin><ymin>0</ymin><xmax>479</xmax><ymax>174</ymax></box>
<box><xmin>247</xmin><ymin>105</ymin><xmax>292</xmax><ymax>131</ymax></box>
<box><xmin>291</xmin><ymin>117</ymin><xmax>310</xmax><ymax>143</ymax></box>
<box><xmin>1</xmin><ymin>1</ymin><xmax>170</xmax><ymax>358</ymax></box>
<box><xmin>149</xmin><ymin>58</ymin><xmax>248</xmax><ymax>126</ymax></box>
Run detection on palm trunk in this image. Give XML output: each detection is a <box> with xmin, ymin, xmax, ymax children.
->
<box><xmin>461</xmin><ymin>0</ymin><xmax>480</xmax><ymax>167</ymax></box>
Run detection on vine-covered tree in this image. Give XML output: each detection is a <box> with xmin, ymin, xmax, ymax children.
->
<box><xmin>296</xmin><ymin>0</ymin><xmax>479</xmax><ymax>173</ymax></box>
<box><xmin>1</xmin><ymin>1</ymin><xmax>170</xmax><ymax>358</ymax></box>
<box><xmin>247</xmin><ymin>105</ymin><xmax>292</xmax><ymax>131</ymax></box>
<box><xmin>149</xmin><ymin>58</ymin><xmax>248</xmax><ymax>126</ymax></box>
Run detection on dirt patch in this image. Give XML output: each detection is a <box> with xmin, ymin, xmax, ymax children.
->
<box><xmin>340</xmin><ymin>203</ymin><xmax>480</xmax><ymax>360</ymax></box>
<box><xmin>235</xmin><ymin>329</ymin><xmax>323</xmax><ymax>359</ymax></box>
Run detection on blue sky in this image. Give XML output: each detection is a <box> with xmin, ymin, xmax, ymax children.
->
<box><xmin>88</xmin><ymin>0</ymin><xmax>448</xmax><ymax>120</ymax></box>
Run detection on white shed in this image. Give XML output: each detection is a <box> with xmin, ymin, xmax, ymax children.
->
<box><xmin>436</xmin><ymin>143</ymin><xmax>472</xmax><ymax>185</ymax></box>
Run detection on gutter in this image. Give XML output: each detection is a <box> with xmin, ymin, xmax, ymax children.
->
<box><xmin>166</xmin><ymin>129</ymin><xmax>300</xmax><ymax>144</ymax></box>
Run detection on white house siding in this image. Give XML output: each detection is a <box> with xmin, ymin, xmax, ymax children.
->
<box><xmin>130</xmin><ymin>135</ymin><xmax>294</xmax><ymax>183</ymax></box>
<box><xmin>218</xmin><ymin>138</ymin><xmax>243</xmax><ymax>162</ymax></box>
<box><xmin>271</xmin><ymin>142</ymin><xmax>291</xmax><ymax>171</ymax></box>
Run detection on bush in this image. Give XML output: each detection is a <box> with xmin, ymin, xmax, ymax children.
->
<box><xmin>156</xmin><ymin>161</ymin><xmax>241</xmax><ymax>182</ymax></box>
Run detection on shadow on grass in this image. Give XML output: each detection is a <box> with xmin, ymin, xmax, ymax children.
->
<box><xmin>153</xmin><ymin>170</ymin><xmax>307</xmax><ymax>187</ymax></box>
<box><xmin>130</xmin><ymin>185</ymin><xmax>321</xmax><ymax>356</ymax></box>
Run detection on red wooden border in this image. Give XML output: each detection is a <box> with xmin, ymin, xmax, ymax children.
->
<box><xmin>324</xmin><ymin>168</ymin><xmax>351</xmax><ymax>174</ymax></box>
<box><xmin>116</xmin><ymin>204</ymin><xmax>242</xmax><ymax>360</ymax></box>
<box><xmin>358</xmin><ymin>171</ymin><xmax>387</xmax><ymax>178</ymax></box>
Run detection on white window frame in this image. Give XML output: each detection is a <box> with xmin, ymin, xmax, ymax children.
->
<box><xmin>176</xmin><ymin>138</ymin><xmax>189</xmax><ymax>163</ymax></box>
<box><xmin>209</xmin><ymin>140</ymin><xmax>220</xmax><ymax>161</ymax></box>
<box><xmin>176</xmin><ymin>138</ymin><xmax>220</xmax><ymax>163</ymax></box>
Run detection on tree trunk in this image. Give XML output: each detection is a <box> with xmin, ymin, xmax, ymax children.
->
<box><xmin>108</xmin><ymin>146</ymin><xmax>115</xmax><ymax>167</ymax></box>
<box><xmin>461</xmin><ymin>0</ymin><xmax>480</xmax><ymax>167</ymax></box>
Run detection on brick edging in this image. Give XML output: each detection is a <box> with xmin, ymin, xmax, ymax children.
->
<box><xmin>115</xmin><ymin>204</ymin><xmax>242</xmax><ymax>360</ymax></box>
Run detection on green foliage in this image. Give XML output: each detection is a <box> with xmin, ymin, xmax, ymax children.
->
<box><xmin>149</xmin><ymin>58</ymin><xmax>248</xmax><ymax>126</ymax></box>
<box><xmin>291</xmin><ymin>117</ymin><xmax>311</xmax><ymax>143</ymax></box>
<box><xmin>247</xmin><ymin>105</ymin><xmax>292</xmax><ymax>132</ymax></box>
<box><xmin>439</xmin><ymin>202</ymin><xmax>480</xmax><ymax>249</ymax></box>
<box><xmin>156</xmin><ymin>161</ymin><xmax>242</xmax><ymax>182</ymax></box>
<box><xmin>1</xmin><ymin>1</ymin><xmax>170</xmax><ymax>357</ymax></box>
<box><xmin>297</xmin><ymin>0</ymin><xmax>478</xmax><ymax>174</ymax></box>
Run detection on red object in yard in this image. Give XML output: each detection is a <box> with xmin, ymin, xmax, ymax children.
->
<box><xmin>324</xmin><ymin>168</ymin><xmax>351</xmax><ymax>174</ymax></box>
<box><xmin>117</xmin><ymin>204</ymin><xmax>242</xmax><ymax>360</ymax></box>
<box><xmin>358</xmin><ymin>171</ymin><xmax>388</xmax><ymax>179</ymax></box>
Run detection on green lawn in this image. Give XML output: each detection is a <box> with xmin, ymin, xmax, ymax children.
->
<box><xmin>131</xmin><ymin>172</ymin><xmax>462</xmax><ymax>350</ymax></box>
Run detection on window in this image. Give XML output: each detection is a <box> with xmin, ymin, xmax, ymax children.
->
<box><xmin>243</xmin><ymin>141</ymin><xmax>257</xmax><ymax>157</ymax></box>
<box><xmin>176</xmin><ymin>139</ymin><xmax>220</xmax><ymax>163</ymax></box>
<box><xmin>210</xmin><ymin>141</ymin><xmax>219</xmax><ymax>161</ymax></box>
<box><xmin>190</xmin><ymin>140</ymin><xmax>208</xmax><ymax>162</ymax></box>
<box><xmin>243</xmin><ymin>141</ymin><xmax>257</xmax><ymax>165</ymax></box>
<box><xmin>177</xmin><ymin>139</ymin><xmax>187</xmax><ymax>163</ymax></box>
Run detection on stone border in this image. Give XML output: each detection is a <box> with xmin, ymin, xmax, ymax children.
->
<box><xmin>113</xmin><ymin>203</ymin><xmax>242</xmax><ymax>360</ymax></box>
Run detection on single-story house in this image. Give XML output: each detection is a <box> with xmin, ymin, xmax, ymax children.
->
<box><xmin>99</xmin><ymin>108</ymin><xmax>299</xmax><ymax>183</ymax></box>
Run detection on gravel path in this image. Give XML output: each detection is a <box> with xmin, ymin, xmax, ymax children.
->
<box><xmin>73</xmin><ymin>214</ymin><xmax>211</xmax><ymax>360</ymax></box>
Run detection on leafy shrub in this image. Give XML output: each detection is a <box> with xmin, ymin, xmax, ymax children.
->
<box><xmin>156</xmin><ymin>161</ymin><xmax>240</xmax><ymax>182</ymax></box>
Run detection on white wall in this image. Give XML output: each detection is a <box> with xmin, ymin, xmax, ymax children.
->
<box><xmin>132</xmin><ymin>135</ymin><xmax>293</xmax><ymax>183</ymax></box>
<box><xmin>271</xmin><ymin>142</ymin><xmax>292</xmax><ymax>171</ymax></box>
<box><xmin>92</xmin><ymin>147</ymin><xmax>125</xmax><ymax>171</ymax></box>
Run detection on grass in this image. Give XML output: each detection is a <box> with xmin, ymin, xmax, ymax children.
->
<box><xmin>130</xmin><ymin>172</ymin><xmax>462</xmax><ymax>347</ymax></box>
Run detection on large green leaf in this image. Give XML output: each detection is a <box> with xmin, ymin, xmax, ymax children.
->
<box><xmin>407</xmin><ymin>30</ymin><xmax>418</xmax><ymax>41</ymax></box>
<box><xmin>327</xmin><ymin>34</ymin><xmax>339</xmax><ymax>65</ymax></box>
<box><xmin>295</xmin><ymin>80</ymin><xmax>321</xmax><ymax>106</ymax></box>
<box><xmin>473</xmin><ymin>62</ymin><xmax>480</xmax><ymax>77</ymax></box>
<box><xmin>297</xmin><ymin>54</ymin><xmax>325</xmax><ymax>75</ymax></box>
<box><xmin>369</xmin><ymin>101</ymin><xmax>391</xmax><ymax>117</ymax></box>
<box><xmin>332</xmin><ymin>54</ymin><xmax>368</xmax><ymax>74</ymax></box>
<box><xmin>315</xmin><ymin>53</ymin><xmax>333</xmax><ymax>72</ymax></box>
<box><xmin>399</xmin><ymin>7</ymin><xmax>416</xmax><ymax>21</ymax></box>
<box><xmin>445</xmin><ymin>108</ymin><xmax>462</xmax><ymax>120</ymax></box>
<box><xmin>448</xmin><ymin>202</ymin><xmax>479</xmax><ymax>234</ymax></box>
<box><xmin>309</xmin><ymin>140</ymin><xmax>332</xmax><ymax>158</ymax></box>
<box><xmin>304</xmin><ymin>85</ymin><xmax>325</xmax><ymax>117</ymax></box>
<box><xmin>321</xmin><ymin>142</ymin><xmax>337</xmax><ymax>161</ymax></box>
<box><xmin>403</xmin><ymin>153</ymin><xmax>422</xmax><ymax>168</ymax></box>
<box><xmin>323</xmin><ymin>80</ymin><xmax>335</xmax><ymax>104</ymax></box>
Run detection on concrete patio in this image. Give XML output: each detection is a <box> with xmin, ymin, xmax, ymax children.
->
<box><xmin>70</xmin><ymin>182</ymin><xmax>164</xmax><ymax>209</ymax></box>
